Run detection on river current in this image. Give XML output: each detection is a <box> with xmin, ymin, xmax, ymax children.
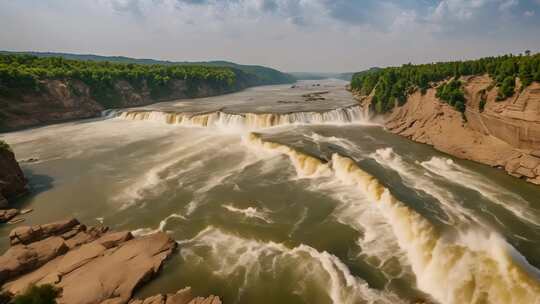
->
<box><xmin>1</xmin><ymin>80</ymin><xmax>539</xmax><ymax>304</ymax></box>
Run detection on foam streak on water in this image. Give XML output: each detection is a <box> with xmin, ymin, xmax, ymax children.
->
<box><xmin>222</xmin><ymin>205</ymin><xmax>273</xmax><ymax>224</ymax></box>
<box><xmin>371</xmin><ymin>147</ymin><xmax>484</xmax><ymax>226</ymax></box>
<box><xmin>421</xmin><ymin>156</ymin><xmax>540</xmax><ymax>227</ymax></box>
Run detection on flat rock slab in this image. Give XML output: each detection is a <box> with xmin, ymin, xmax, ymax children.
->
<box><xmin>129</xmin><ymin>287</ymin><xmax>221</xmax><ymax>304</ymax></box>
<box><xmin>1</xmin><ymin>218</ymin><xmax>177</xmax><ymax>304</ymax></box>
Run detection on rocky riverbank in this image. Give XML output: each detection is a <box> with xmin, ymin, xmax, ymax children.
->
<box><xmin>0</xmin><ymin>218</ymin><xmax>221</xmax><ymax>304</ymax></box>
<box><xmin>354</xmin><ymin>75</ymin><xmax>540</xmax><ymax>185</ymax></box>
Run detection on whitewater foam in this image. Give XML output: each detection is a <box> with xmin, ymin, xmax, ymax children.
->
<box><xmin>223</xmin><ymin>204</ymin><xmax>273</xmax><ymax>224</ymax></box>
<box><xmin>107</xmin><ymin>105</ymin><xmax>367</xmax><ymax>131</ymax></box>
<box><xmin>421</xmin><ymin>156</ymin><xmax>540</xmax><ymax>227</ymax></box>
<box><xmin>371</xmin><ymin>147</ymin><xmax>485</xmax><ymax>226</ymax></box>
<box><xmin>132</xmin><ymin>213</ymin><xmax>185</xmax><ymax>236</ymax></box>
<box><xmin>247</xmin><ymin>133</ymin><xmax>540</xmax><ymax>304</ymax></box>
<box><xmin>179</xmin><ymin>226</ymin><xmax>405</xmax><ymax>304</ymax></box>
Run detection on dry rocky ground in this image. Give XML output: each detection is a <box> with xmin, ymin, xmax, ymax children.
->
<box><xmin>0</xmin><ymin>218</ymin><xmax>221</xmax><ymax>304</ymax></box>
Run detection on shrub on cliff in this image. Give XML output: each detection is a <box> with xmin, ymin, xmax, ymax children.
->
<box><xmin>436</xmin><ymin>79</ymin><xmax>466</xmax><ymax>113</ymax></box>
<box><xmin>497</xmin><ymin>76</ymin><xmax>516</xmax><ymax>100</ymax></box>
<box><xmin>0</xmin><ymin>140</ymin><xmax>11</xmax><ymax>152</ymax></box>
<box><xmin>10</xmin><ymin>284</ymin><xmax>61</xmax><ymax>304</ymax></box>
<box><xmin>0</xmin><ymin>54</ymin><xmax>243</xmax><ymax>108</ymax></box>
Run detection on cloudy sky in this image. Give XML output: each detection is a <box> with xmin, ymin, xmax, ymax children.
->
<box><xmin>1</xmin><ymin>0</ymin><xmax>540</xmax><ymax>72</ymax></box>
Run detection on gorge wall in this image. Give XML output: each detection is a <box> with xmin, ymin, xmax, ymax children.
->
<box><xmin>0</xmin><ymin>141</ymin><xmax>27</xmax><ymax>209</ymax></box>
<box><xmin>0</xmin><ymin>78</ymin><xmax>250</xmax><ymax>131</ymax></box>
<box><xmin>0</xmin><ymin>53</ymin><xmax>294</xmax><ymax>132</ymax></box>
<box><xmin>355</xmin><ymin>75</ymin><xmax>540</xmax><ymax>185</ymax></box>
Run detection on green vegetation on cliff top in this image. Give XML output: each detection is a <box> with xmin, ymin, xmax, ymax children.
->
<box><xmin>0</xmin><ymin>140</ymin><xmax>10</xmax><ymax>152</ymax></box>
<box><xmin>0</xmin><ymin>53</ymin><xmax>294</xmax><ymax>109</ymax></box>
<box><xmin>0</xmin><ymin>51</ymin><xmax>295</xmax><ymax>85</ymax></box>
<box><xmin>351</xmin><ymin>53</ymin><xmax>540</xmax><ymax>114</ymax></box>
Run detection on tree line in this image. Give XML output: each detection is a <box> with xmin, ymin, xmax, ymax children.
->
<box><xmin>0</xmin><ymin>54</ymin><xmax>248</xmax><ymax>107</ymax></box>
<box><xmin>350</xmin><ymin>52</ymin><xmax>540</xmax><ymax>114</ymax></box>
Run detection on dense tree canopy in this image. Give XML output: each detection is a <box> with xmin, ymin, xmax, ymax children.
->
<box><xmin>436</xmin><ymin>79</ymin><xmax>466</xmax><ymax>113</ymax></box>
<box><xmin>0</xmin><ymin>54</ymin><xmax>251</xmax><ymax>107</ymax></box>
<box><xmin>351</xmin><ymin>53</ymin><xmax>540</xmax><ymax>114</ymax></box>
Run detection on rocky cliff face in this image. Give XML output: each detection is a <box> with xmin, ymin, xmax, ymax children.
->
<box><xmin>355</xmin><ymin>76</ymin><xmax>540</xmax><ymax>185</ymax></box>
<box><xmin>0</xmin><ymin>78</ymin><xmax>242</xmax><ymax>131</ymax></box>
<box><xmin>0</xmin><ymin>142</ymin><xmax>27</xmax><ymax>211</ymax></box>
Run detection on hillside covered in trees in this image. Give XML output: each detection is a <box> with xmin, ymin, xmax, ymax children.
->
<box><xmin>350</xmin><ymin>52</ymin><xmax>540</xmax><ymax>114</ymax></box>
<box><xmin>0</xmin><ymin>53</ymin><xmax>294</xmax><ymax>131</ymax></box>
<box><xmin>0</xmin><ymin>51</ymin><xmax>295</xmax><ymax>86</ymax></box>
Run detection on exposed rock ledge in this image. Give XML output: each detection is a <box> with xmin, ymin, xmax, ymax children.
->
<box><xmin>0</xmin><ymin>143</ymin><xmax>28</xmax><ymax>223</ymax></box>
<box><xmin>0</xmin><ymin>145</ymin><xmax>28</xmax><ymax>209</ymax></box>
<box><xmin>0</xmin><ymin>218</ymin><xmax>221</xmax><ymax>304</ymax></box>
<box><xmin>354</xmin><ymin>76</ymin><xmax>540</xmax><ymax>185</ymax></box>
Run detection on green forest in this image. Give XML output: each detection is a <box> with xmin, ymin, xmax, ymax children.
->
<box><xmin>350</xmin><ymin>52</ymin><xmax>540</xmax><ymax>114</ymax></box>
<box><xmin>0</xmin><ymin>53</ymin><xmax>287</xmax><ymax>108</ymax></box>
<box><xmin>0</xmin><ymin>51</ymin><xmax>295</xmax><ymax>85</ymax></box>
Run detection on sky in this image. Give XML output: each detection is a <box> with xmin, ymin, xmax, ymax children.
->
<box><xmin>1</xmin><ymin>0</ymin><xmax>540</xmax><ymax>73</ymax></box>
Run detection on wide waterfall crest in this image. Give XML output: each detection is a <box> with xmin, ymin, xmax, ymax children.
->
<box><xmin>104</xmin><ymin>105</ymin><xmax>368</xmax><ymax>130</ymax></box>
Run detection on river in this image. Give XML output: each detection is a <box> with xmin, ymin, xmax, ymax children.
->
<box><xmin>1</xmin><ymin>80</ymin><xmax>539</xmax><ymax>304</ymax></box>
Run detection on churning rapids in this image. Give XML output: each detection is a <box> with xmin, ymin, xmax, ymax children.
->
<box><xmin>1</xmin><ymin>80</ymin><xmax>540</xmax><ymax>304</ymax></box>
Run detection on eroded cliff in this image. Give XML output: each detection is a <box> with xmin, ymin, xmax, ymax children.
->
<box><xmin>0</xmin><ymin>141</ymin><xmax>27</xmax><ymax>214</ymax></box>
<box><xmin>355</xmin><ymin>75</ymin><xmax>540</xmax><ymax>184</ymax></box>
<box><xmin>0</xmin><ymin>78</ymin><xmax>244</xmax><ymax>131</ymax></box>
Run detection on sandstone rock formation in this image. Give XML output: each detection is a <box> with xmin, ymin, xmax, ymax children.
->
<box><xmin>355</xmin><ymin>76</ymin><xmax>540</xmax><ymax>185</ymax></box>
<box><xmin>0</xmin><ymin>142</ymin><xmax>27</xmax><ymax>212</ymax></box>
<box><xmin>0</xmin><ymin>218</ymin><xmax>182</xmax><ymax>304</ymax></box>
<box><xmin>129</xmin><ymin>287</ymin><xmax>221</xmax><ymax>304</ymax></box>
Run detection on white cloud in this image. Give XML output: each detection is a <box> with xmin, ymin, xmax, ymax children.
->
<box><xmin>0</xmin><ymin>0</ymin><xmax>539</xmax><ymax>72</ymax></box>
<box><xmin>499</xmin><ymin>0</ymin><xmax>518</xmax><ymax>11</ymax></box>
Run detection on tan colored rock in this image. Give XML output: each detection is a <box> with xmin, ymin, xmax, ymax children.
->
<box><xmin>129</xmin><ymin>287</ymin><xmax>220</xmax><ymax>304</ymax></box>
<box><xmin>9</xmin><ymin>218</ymin><xmax>80</xmax><ymax>245</ymax></box>
<box><xmin>1</xmin><ymin>219</ymin><xmax>176</xmax><ymax>304</ymax></box>
<box><xmin>0</xmin><ymin>236</ymin><xmax>68</xmax><ymax>284</ymax></box>
<box><xmin>520</xmin><ymin>154</ymin><xmax>540</xmax><ymax>169</ymax></box>
<box><xmin>0</xmin><ymin>209</ymin><xmax>19</xmax><ymax>223</ymax></box>
<box><xmin>362</xmin><ymin>76</ymin><xmax>540</xmax><ymax>185</ymax></box>
<box><xmin>531</xmin><ymin>150</ymin><xmax>540</xmax><ymax>158</ymax></box>
<box><xmin>97</xmin><ymin>231</ymin><xmax>133</xmax><ymax>249</ymax></box>
<box><xmin>527</xmin><ymin>177</ymin><xmax>540</xmax><ymax>185</ymax></box>
<box><xmin>515</xmin><ymin>167</ymin><xmax>536</xmax><ymax>178</ymax></box>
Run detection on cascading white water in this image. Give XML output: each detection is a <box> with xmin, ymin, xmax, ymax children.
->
<box><xmin>178</xmin><ymin>226</ymin><xmax>406</xmax><ymax>304</ymax></box>
<box><xmin>245</xmin><ymin>132</ymin><xmax>540</xmax><ymax>304</ymax></box>
<box><xmin>104</xmin><ymin>105</ymin><xmax>367</xmax><ymax>130</ymax></box>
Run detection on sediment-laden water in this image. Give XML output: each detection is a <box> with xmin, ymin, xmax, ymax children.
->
<box><xmin>1</xmin><ymin>80</ymin><xmax>539</xmax><ymax>304</ymax></box>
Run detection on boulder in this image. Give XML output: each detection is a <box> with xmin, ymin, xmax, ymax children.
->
<box><xmin>9</xmin><ymin>218</ymin><xmax>80</xmax><ymax>245</ymax></box>
<box><xmin>520</xmin><ymin>155</ymin><xmax>540</xmax><ymax>169</ymax></box>
<box><xmin>515</xmin><ymin>167</ymin><xmax>536</xmax><ymax>178</ymax></box>
<box><xmin>0</xmin><ymin>147</ymin><xmax>28</xmax><ymax>204</ymax></box>
<box><xmin>0</xmin><ymin>209</ymin><xmax>19</xmax><ymax>223</ymax></box>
